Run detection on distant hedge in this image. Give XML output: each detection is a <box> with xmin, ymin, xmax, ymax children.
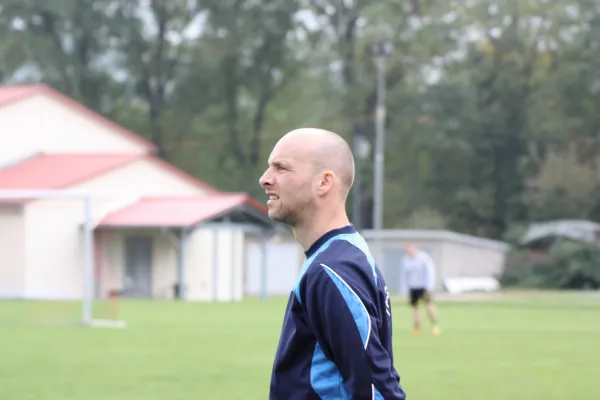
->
<box><xmin>500</xmin><ymin>241</ymin><xmax>600</xmax><ymax>290</ymax></box>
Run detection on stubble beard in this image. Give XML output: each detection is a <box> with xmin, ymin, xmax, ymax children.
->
<box><xmin>270</xmin><ymin>194</ymin><xmax>316</xmax><ymax>228</ymax></box>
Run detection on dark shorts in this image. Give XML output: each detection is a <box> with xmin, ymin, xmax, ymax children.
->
<box><xmin>409</xmin><ymin>288</ymin><xmax>431</xmax><ymax>306</ymax></box>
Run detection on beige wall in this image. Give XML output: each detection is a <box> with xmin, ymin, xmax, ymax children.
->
<box><xmin>184</xmin><ymin>227</ymin><xmax>245</xmax><ymax>302</ymax></box>
<box><xmin>0</xmin><ymin>95</ymin><xmax>148</xmax><ymax>165</ymax></box>
<box><xmin>363</xmin><ymin>238</ymin><xmax>445</xmax><ymax>291</ymax></box>
<box><xmin>72</xmin><ymin>158</ymin><xmax>206</xmax><ymax>199</ymax></box>
<box><xmin>71</xmin><ymin>157</ymin><xmax>209</xmax><ymax>227</ymax></box>
<box><xmin>97</xmin><ymin>226</ymin><xmax>245</xmax><ymax>302</ymax></box>
<box><xmin>217</xmin><ymin>228</ymin><xmax>244</xmax><ymax>302</ymax></box>
<box><xmin>97</xmin><ymin>228</ymin><xmax>178</xmax><ymax>299</ymax></box>
<box><xmin>439</xmin><ymin>240</ymin><xmax>507</xmax><ymax>281</ymax></box>
<box><xmin>0</xmin><ymin>93</ymin><xmax>250</xmax><ymax>303</ymax></box>
<box><xmin>185</xmin><ymin>228</ymin><xmax>214</xmax><ymax>301</ymax></box>
<box><xmin>0</xmin><ymin>204</ymin><xmax>25</xmax><ymax>298</ymax></box>
<box><xmin>23</xmin><ymin>199</ymin><xmax>86</xmax><ymax>299</ymax></box>
<box><xmin>243</xmin><ymin>234</ymin><xmax>304</xmax><ymax>296</ymax></box>
<box><xmin>361</xmin><ymin>229</ymin><xmax>508</xmax><ymax>292</ymax></box>
<box><xmin>0</xmin><ymin>158</ymin><xmax>239</xmax><ymax>302</ymax></box>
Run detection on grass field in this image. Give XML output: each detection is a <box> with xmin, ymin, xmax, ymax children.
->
<box><xmin>1</xmin><ymin>291</ymin><xmax>599</xmax><ymax>400</ymax></box>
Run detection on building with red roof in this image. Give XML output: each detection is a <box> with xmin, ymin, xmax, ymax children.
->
<box><xmin>0</xmin><ymin>84</ymin><xmax>296</xmax><ymax>305</ymax></box>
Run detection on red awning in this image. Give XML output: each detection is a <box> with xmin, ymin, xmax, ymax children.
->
<box><xmin>97</xmin><ymin>194</ymin><xmax>252</xmax><ymax>228</ymax></box>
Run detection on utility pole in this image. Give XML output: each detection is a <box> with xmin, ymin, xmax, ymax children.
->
<box><xmin>372</xmin><ymin>40</ymin><xmax>392</xmax><ymax>265</ymax></box>
<box><xmin>372</xmin><ymin>41</ymin><xmax>392</xmax><ymax>233</ymax></box>
<box><xmin>352</xmin><ymin>133</ymin><xmax>370</xmax><ymax>230</ymax></box>
<box><xmin>352</xmin><ymin>133</ymin><xmax>363</xmax><ymax>230</ymax></box>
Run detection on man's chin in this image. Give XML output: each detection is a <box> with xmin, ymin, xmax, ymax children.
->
<box><xmin>267</xmin><ymin>209</ymin><xmax>281</xmax><ymax>221</ymax></box>
<box><xmin>268</xmin><ymin>210</ymin><xmax>292</xmax><ymax>225</ymax></box>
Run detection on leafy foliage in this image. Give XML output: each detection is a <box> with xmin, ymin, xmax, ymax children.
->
<box><xmin>501</xmin><ymin>241</ymin><xmax>600</xmax><ymax>290</ymax></box>
<box><xmin>2</xmin><ymin>0</ymin><xmax>600</xmax><ymax>238</ymax></box>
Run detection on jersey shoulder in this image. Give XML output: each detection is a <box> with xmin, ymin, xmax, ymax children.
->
<box><xmin>304</xmin><ymin>238</ymin><xmax>382</xmax><ymax>296</ymax></box>
<box><xmin>293</xmin><ymin>232</ymin><xmax>385</xmax><ymax>305</ymax></box>
<box><xmin>299</xmin><ymin>237</ymin><xmax>390</xmax><ymax>322</ymax></box>
<box><xmin>316</xmin><ymin>236</ymin><xmax>374</xmax><ymax>268</ymax></box>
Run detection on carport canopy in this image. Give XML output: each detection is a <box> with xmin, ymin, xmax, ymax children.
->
<box><xmin>98</xmin><ymin>193</ymin><xmax>274</xmax><ymax>229</ymax></box>
<box><xmin>95</xmin><ymin>193</ymin><xmax>286</xmax><ymax>300</ymax></box>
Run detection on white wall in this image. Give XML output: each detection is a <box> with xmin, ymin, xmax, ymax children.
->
<box><xmin>71</xmin><ymin>157</ymin><xmax>210</xmax><ymax>226</ymax></box>
<box><xmin>439</xmin><ymin>240</ymin><xmax>506</xmax><ymax>281</ymax></box>
<box><xmin>0</xmin><ymin>95</ymin><xmax>149</xmax><ymax>165</ymax></box>
<box><xmin>98</xmin><ymin>226</ymin><xmax>246</xmax><ymax>302</ymax></box>
<box><xmin>361</xmin><ymin>230</ymin><xmax>508</xmax><ymax>292</ymax></box>
<box><xmin>185</xmin><ymin>227</ymin><xmax>245</xmax><ymax>302</ymax></box>
<box><xmin>72</xmin><ymin>158</ymin><xmax>206</xmax><ymax>198</ymax></box>
<box><xmin>185</xmin><ymin>229</ymin><xmax>214</xmax><ymax>301</ymax></box>
<box><xmin>10</xmin><ymin>158</ymin><xmax>242</xmax><ymax>302</ymax></box>
<box><xmin>364</xmin><ymin>238</ymin><xmax>444</xmax><ymax>292</ymax></box>
<box><xmin>244</xmin><ymin>236</ymin><xmax>303</xmax><ymax>296</ymax></box>
<box><xmin>23</xmin><ymin>199</ymin><xmax>85</xmax><ymax>300</ymax></box>
<box><xmin>0</xmin><ymin>204</ymin><xmax>25</xmax><ymax>298</ymax></box>
<box><xmin>0</xmin><ymin>92</ymin><xmax>258</xmax><ymax>303</ymax></box>
<box><xmin>99</xmin><ymin>228</ymin><xmax>178</xmax><ymax>299</ymax></box>
<box><xmin>70</xmin><ymin>156</ymin><xmax>214</xmax><ymax>300</ymax></box>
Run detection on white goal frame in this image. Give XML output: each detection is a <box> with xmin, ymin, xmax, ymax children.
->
<box><xmin>0</xmin><ymin>189</ymin><xmax>126</xmax><ymax>329</ymax></box>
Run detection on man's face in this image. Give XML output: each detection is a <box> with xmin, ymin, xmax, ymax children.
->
<box><xmin>259</xmin><ymin>138</ymin><xmax>317</xmax><ymax>226</ymax></box>
<box><xmin>406</xmin><ymin>244</ymin><xmax>417</xmax><ymax>257</ymax></box>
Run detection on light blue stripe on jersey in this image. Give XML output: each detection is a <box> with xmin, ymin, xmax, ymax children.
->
<box><xmin>321</xmin><ymin>264</ymin><xmax>370</xmax><ymax>346</ymax></box>
<box><xmin>339</xmin><ymin>233</ymin><xmax>379</xmax><ymax>285</ymax></box>
<box><xmin>310</xmin><ymin>263</ymin><xmax>370</xmax><ymax>399</ymax></box>
<box><xmin>310</xmin><ymin>343</ymin><xmax>351</xmax><ymax>399</ymax></box>
<box><xmin>293</xmin><ymin>233</ymin><xmax>355</xmax><ymax>304</ymax></box>
<box><xmin>296</xmin><ymin>234</ymin><xmax>386</xmax><ymax>399</ymax></box>
<box><xmin>293</xmin><ymin>232</ymin><xmax>379</xmax><ymax>304</ymax></box>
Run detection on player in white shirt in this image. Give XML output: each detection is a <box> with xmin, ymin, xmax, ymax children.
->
<box><xmin>401</xmin><ymin>243</ymin><xmax>440</xmax><ymax>336</ymax></box>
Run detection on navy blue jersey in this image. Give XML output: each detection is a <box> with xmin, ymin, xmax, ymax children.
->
<box><xmin>269</xmin><ymin>225</ymin><xmax>406</xmax><ymax>400</ymax></box>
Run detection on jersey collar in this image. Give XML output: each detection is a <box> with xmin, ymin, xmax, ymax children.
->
<box><xmin>304</xmin><ymin>224</ymin><xmax>356</xmax><ymax>258</ymax></box>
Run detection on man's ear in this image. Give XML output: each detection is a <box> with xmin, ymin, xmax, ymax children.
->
<box><xmin>317</xmin><ymin>170</ymin><xmax>335</xmax><ymax>196</ymax></box>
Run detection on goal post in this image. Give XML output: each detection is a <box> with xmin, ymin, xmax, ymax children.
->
<box><xmin>0</xmin><ymin>189</ymin><xmax>126</xmax><ymax>329</ymax></box>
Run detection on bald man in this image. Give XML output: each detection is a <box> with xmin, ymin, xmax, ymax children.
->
<box><xmin>260</xmin><ymin>128</ymin><xmax>406</xmax><ymax>400</ymax></box>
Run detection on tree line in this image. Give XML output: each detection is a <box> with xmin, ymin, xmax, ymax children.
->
<box><xmin>2</xmin><ymin>0</ymin><xmax>599</xmax><ymax>241</ymax></box>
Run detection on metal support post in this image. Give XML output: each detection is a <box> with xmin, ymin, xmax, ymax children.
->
<box><xmin>82</xmin><ymin>196</ymin><xmax>94</xmax><ymax>326</ymax></box>
<box><xmin>213</xmin><ymin>229</ymin><xmax>220</xmax><ymax>301</ymax></box>
<box><xmin>260</xmin><ymin>229</ymin><xmax>269</xmax><ymax>301</ymax></box>
<box><xmin>177</xmin><ymin>229</ymin><xmax>189</xmax><ymax>300</ymax></box>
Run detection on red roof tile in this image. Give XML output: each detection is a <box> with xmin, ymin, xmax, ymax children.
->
<box><xmin>0</xmin><ymin>84</ymin><xmax>269</xmax><ymax>215</ymax></box>
<box><xmin>0</xmin><ymin>84</ymin><xmax>242</xmax><ymax>201</ymax></box>
<box><xmin>98</xmin><ymin>194</ymin><xmax>251</xmax><ymax>227</ymax></box>
<box><xmin>0</xmin><ymin>153</ymin><xmax>142</xmax><ymax>190</ymax></box>
<box><xmin>0</xmin><ymin>84</ymin><xmax>156</xmax><ymax>151</ymax></box>
<box><xmin>0</xmin><ymin>85</ymin><xmax>42</xmax><ymax>106</ymax></box>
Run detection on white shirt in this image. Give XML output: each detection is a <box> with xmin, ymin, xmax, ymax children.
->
<box><xmin>401</xmin><ymin>251</ymin><xmax>436</xmax><ymax>293</ymax></box>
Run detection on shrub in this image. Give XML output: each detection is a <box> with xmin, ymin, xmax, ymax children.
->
<box><xmin>500</xmin><ymin>249</ymin><xmax>545</xmax><ymax>288</ymax></box>
<box><xmin>542</xmin><ymin>241</ymin><xmax>600</xmax><ymax>289</ymax></box>
<box><xmin>500</xmin><ymin>240</ymin><xmax>600</xmax><ymax>290</ymax></box>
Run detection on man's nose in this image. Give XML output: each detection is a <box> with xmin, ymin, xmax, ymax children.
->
<box><xmin>259</xmin><ymin>170</ymin><xmax>271</xmax><ymax>188</ymax></box>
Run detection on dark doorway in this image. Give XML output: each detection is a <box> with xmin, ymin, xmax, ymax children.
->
<box><xmin>124</xmin><ymin>236</ymin><xmax>153</xmax><ymax>298</ymax></box>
